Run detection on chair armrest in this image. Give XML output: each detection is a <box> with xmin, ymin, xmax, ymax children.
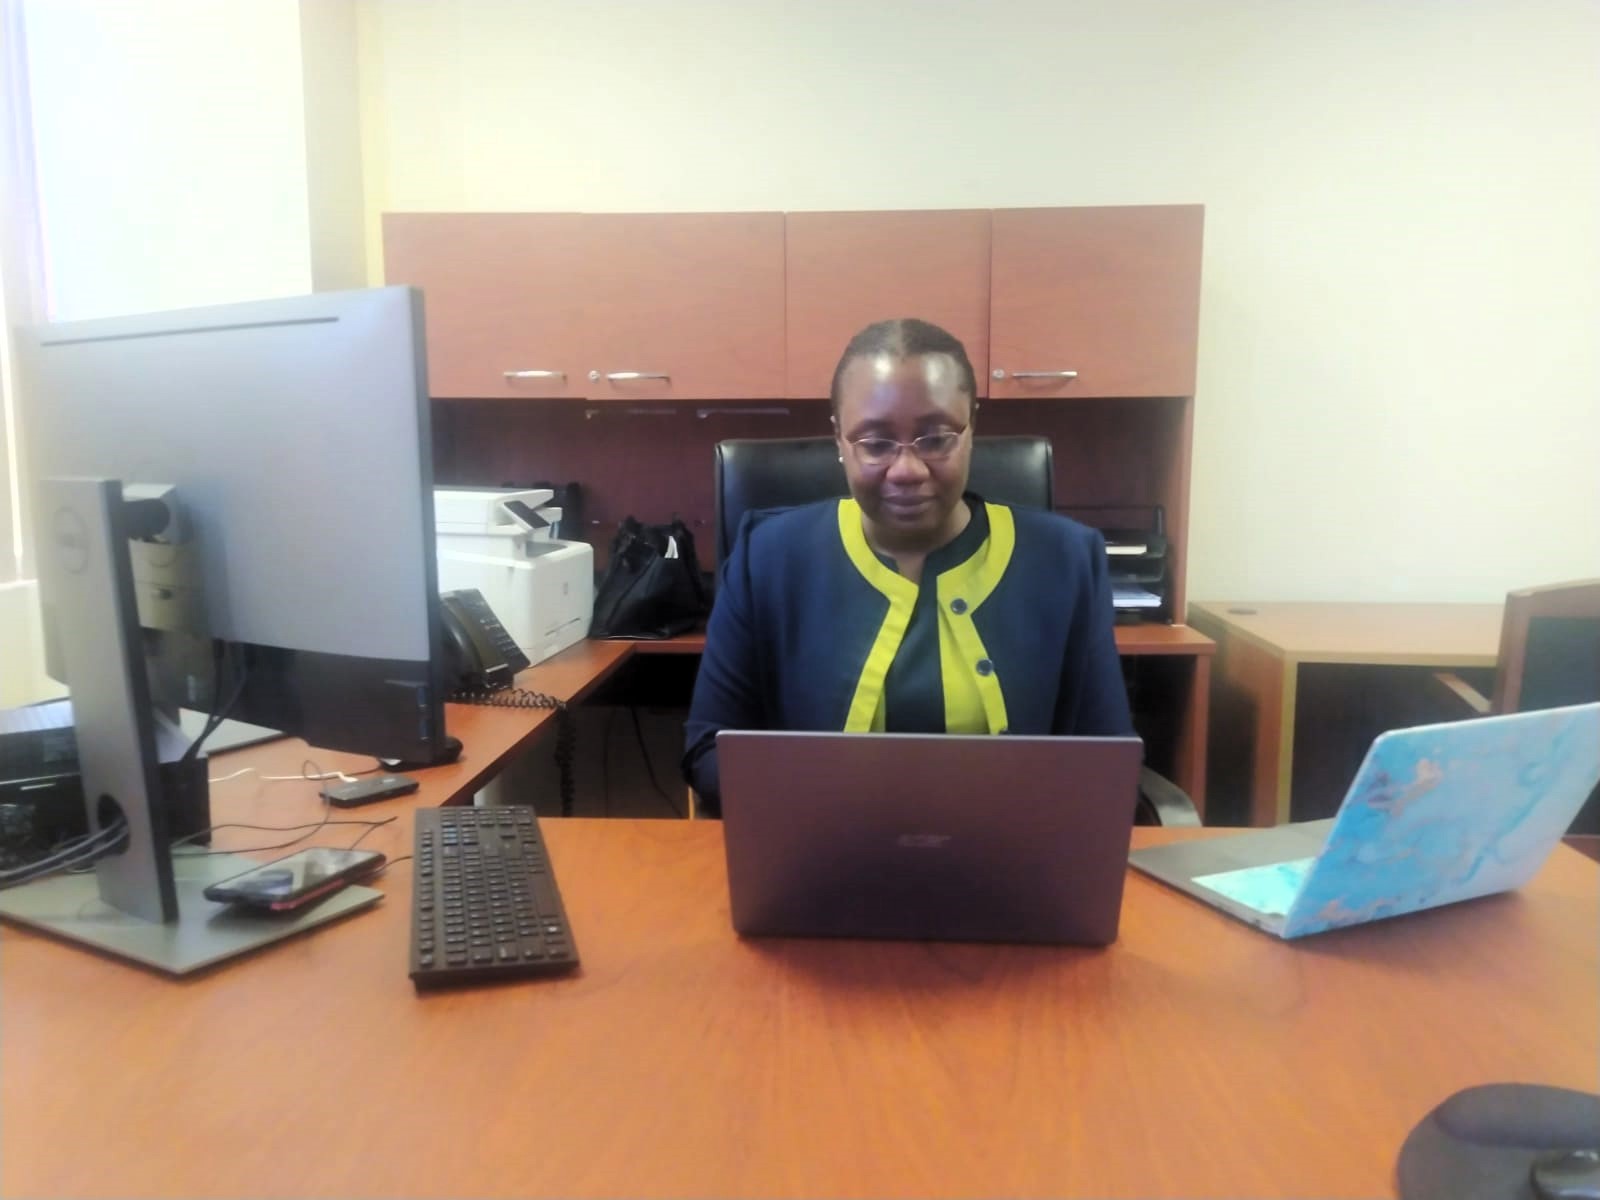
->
<box><xmin>1136</xmin><ymin>766</ymin><xmax>1201</xmax><ymax>827</ymax></box>
<box><xmin>1433</xmin><ymin>671</ymin><xmax>1491</xmax><ymax>716</ymax></box>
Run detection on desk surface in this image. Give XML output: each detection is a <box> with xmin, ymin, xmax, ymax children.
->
<box><xmin>2</xmin><ymin>790</ymin><xmax>1592</xmax><ymax>1198</ymax></box>
<box><xmin>1190</xmin><ymin>601</ymin><xmax>1502</xmax><ymax>666</ymax></box>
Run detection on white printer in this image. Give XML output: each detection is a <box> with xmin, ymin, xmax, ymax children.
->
<box><xmin>433</xmin><ymin>488</ymin><xmax>595</xmax><ymax>667</ymax></box>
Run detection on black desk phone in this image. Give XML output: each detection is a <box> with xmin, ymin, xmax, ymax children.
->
<box><xmin>440</xmin><ymin>589</ymin><xmax>530</xmax><ymax>694</ymax></box>
<box><xmin>438</xmin><ymin>588</ymin><xmax>575</xmax><ymax>813</ymax></box>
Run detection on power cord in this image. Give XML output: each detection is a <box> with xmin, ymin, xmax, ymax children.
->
<box><xmin>174</xmin><ymin>760</ymin><xmax>390</xmax><ymax>856</ymax></box>
<box><xmin>183</xmin><ymin>642</ymin><xmax>250</xmax><ymax>767</ymax></box>
<box><xmin>208</xmin><ymin>761</ymin><xmax>383</xmax><ymax>786</ymax></box>
<box><xmin>601</xmin><ymin>706</ymin><xmax>618</xmax><ymax>817</ymax></box>
<box><xmin>344</xmin><ymin>817</ymin><xmax>397</xmax><ymax>852</ymax></box>
<box><xmin>0</xmin><ymin>818</ymin><xmax>130</xmax><ymax>889</ymax></box>
<box><xmin>367</xmin><ymin>854</ymin><xmax>412</xmax><ymax>879</ymax></box>
<box><xmin>171</xmin><ymin>817</ymin><xmax>396</xmax><ymax>857</ymax></box>
<box><xmin>4</xmin><ymin>755</ymin><xmax>399</xmax><ymax>888</ymax></box>
<box><xmin>629</xmin><ymin>707</ymin><xmax>681</xmax><ymax>818</ymax></box>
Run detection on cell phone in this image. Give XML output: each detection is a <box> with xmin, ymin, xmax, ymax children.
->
<box><xmin>321</xmin><ymin>773</ymin><xmax>419</xmax><ymax>808</ymax></box>
<box><xmin>202</xmin><ymin>847</ymin><xmax>386</xmax><ymax>912</ymax></box>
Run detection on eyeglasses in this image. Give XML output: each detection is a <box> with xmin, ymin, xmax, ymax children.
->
<box><xmin>845</xmin><ymin>428</ymin><xmax>967</xmax><ymax>469</ymax></box>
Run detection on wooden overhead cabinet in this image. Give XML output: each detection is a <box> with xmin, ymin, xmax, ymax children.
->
<box><xmin>784</xmin><ymin>209</ymin><xmax>992</xmax><ymax>399</ymax></box>
<box><xmin>989</xmin><ymin>206</ymin><xmax>1203</xmax><ymax>399</ymax></box>
<box><xmin>382</xmin><ymin>213</ymin><xmax>589</xmax><ymax>399</ymax></box>
<box><xmin>581</xmin><ymin>212</ymin><xmax>786</xmax><ymax>401</ymax></box>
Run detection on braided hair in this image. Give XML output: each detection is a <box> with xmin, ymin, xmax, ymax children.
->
<box><xmin>828</xmin><ymin>318</ymin><xmax>978</xmax><ymax>417</ymax></box>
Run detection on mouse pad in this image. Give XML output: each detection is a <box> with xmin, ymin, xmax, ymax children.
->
<box><xmin>1397</xmin><ymin>1083</ymin><xmax>1600</xmax><ymax>1200</ymax></box>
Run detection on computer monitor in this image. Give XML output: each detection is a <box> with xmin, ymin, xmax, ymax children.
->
<box><xmin>15</xmin><ymin>287</ymin><xmax>449</xmax><ymax>936</ymax></box>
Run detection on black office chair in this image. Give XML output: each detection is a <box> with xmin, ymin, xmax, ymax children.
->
<box><xmin>711</xmin><ymin>435</ymin><xmax>1201</xmax><ymax>826</ymax></box>
<box><xmin>714</xmin><ymin>435</ymin><xmax>1053</xmax><ymax>561</ymax></box>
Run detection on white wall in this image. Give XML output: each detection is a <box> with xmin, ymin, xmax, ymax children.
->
<box><xmin>356</xmin><ymin>0</ymin><xmax>1600</xmax><ymax>603</ymax></box>
<box><xmin>300</xmin><ymin>0</ymin><xmax>368</xmax><ymax>291</ymax></box>
<box><xmin>25</xmin><ymin>0</ymin><xmax>313</xmax><ymax>321</ymax></box>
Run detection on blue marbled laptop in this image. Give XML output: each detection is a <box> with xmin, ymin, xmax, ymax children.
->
<box><xmin>1130</xmin><ymin>703</ymin><xmax>1600</xmax><ymax>938</ymax></box>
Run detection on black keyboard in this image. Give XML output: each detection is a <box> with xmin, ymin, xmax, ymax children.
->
<box><xmin>409</xmin><ymin>806</ymin><xmax>579</xmax><ymax>989</ymax></box>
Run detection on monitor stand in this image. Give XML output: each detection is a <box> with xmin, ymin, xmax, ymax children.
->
<box><xmin>0</xmin><ymin>851</ymin><xmax>382</xmax><ymax>974</ymax></box>
<box><xmin>0</xmin><ymin>478</ymin><xmax>379</xmax><ymax>974</ymax></box>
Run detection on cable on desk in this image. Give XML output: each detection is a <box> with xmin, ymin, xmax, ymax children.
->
<box><xmin>345</xmin><ymin>817</ymin><xmax>398</xmax><ymax>852</ymax></box>
<box><xmin>173</xmin><ymin>759</ymin><xmax>391</xmax><ymax>856</ymax></box>
<box><xmin>183</xmin><ymin>643</ymin><xmax>249</xmax><ymax>768</ymax></box>
<box><xmin>7</xmin><ymin>756</ymin><xmax>396</xmax><ymax>884</ymax></box>
<box><xmin>0</xmin><ymin>818</ymin><xmax>130</xmax><ymax>889</ymax></box>
<box><xmin>452</xmin><ymin>688</ymin><xmax>577</xmax><ymax>817</ymax></box>
<box><xmin>368</xmin><ymin>854</ymin><xmax>412</xmax><ymax>879</ymax></box>
<box><xmin>172</xmin><ymin>818</ymin><xmax>397</xmax><ymax>856</ymax></box>
<box><xmin>209</xmin><ymin>760</ymin><xmax>382</xmax><ymax>786</ymax></box>
<box><xmin>171</xmin><ymin>816</ymin><xmax>396</xmax><ymax>857</ymax></box>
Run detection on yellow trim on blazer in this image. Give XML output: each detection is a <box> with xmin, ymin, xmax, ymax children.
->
<box><xmin>837</xmin><ymin>499</ymin><xmax>1013</xmax><ymax>736</ymax></box>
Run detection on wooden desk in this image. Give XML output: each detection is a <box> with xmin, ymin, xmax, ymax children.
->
<box><xmin>2</xmin><ymin>790</ymin><xmax>1592</xmax><ymax>1199</ymax></box>
<box><xmin>629</xmin><ymin>631</ymin><xmax>708</xmax><ymax>654</ymax></box>
<box><xmin>611</xmin><ymin>625</ymin><xmax>1216</xmax><ymax>813</ymax></box>
<box><xmin>1190</xmin><ymin>602</ymin><xmax>1503</xmax><ymax>825</ymax></box>
<box><xmin>1114</xmin><ymin>625</ymin><xmax>1215</xmax><ymax>812</ymax></box>
<box><xmin>224</xmin><ymin>638</ymin><xmax>636</xmax><ymax>809</ymax></box>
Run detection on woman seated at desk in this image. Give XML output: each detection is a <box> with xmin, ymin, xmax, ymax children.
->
<box><xmin>682</xmin><ymin>318</ymin><xmax>1131</xmax><ymax>815</ymax></box>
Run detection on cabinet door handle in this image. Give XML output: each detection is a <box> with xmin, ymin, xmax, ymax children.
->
<box><xmin>590</xmin><ymin>371</ymin><xmax>671</xmax><ymax>383</ymax></box>
<box><xmin>993</xmin><ymin>369</ymin><xmax>1079</xmax><ymax>381</ymax></box>
<box><xmin>504</xmin><ymin>370</ymin><xmax>565</xmax><ymax>381</ymax></box>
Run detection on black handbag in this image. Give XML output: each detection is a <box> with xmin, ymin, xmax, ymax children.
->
<box><xmin>590</xmin><ymin>516</ymin><xmax>710</xmax><ymax>639</ymax></box>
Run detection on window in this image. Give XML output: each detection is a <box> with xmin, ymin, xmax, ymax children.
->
<box><xmin>0</xmin><ymin>281</ymin><xmax>19</xmax><ymax>584</ymax></box>
<box><xmin>1</xmin><ymin>0</ymin><xmax>46</xmax><ymax>583</ymax></box>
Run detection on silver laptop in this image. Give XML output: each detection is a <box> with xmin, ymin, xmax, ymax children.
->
<box><xmin>1129</xmin><ymin>704</ymin><xmax>1600</xmax><ymax>938</ymax></box>
<box><xmin>717</xmin><ymin>731</ymin><xmax>1144</xmax><ymax>945</ymax></box>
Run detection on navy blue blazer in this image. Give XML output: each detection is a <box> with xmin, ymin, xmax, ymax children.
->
<box><xmin>682</xmin><ymin>496</ymin><xmax>1134</xmax><ymax>814</ymax></box>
